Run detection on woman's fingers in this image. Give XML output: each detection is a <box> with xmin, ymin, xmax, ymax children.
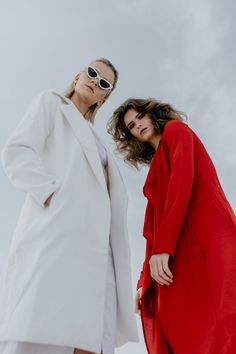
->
<box><xmin>162</xmin><ymin>257</ymin><xmax>173</xmax><ymax>279</ymax></box>
<box><xmin>150</xmin><ymin>258</ymin><xmax>168</xmax><ymax>285</ymax></box>
<box><xmin>157</xmin><ymin>261</ymin><xmax>173</xmax><ymax>285</ymax></box>
<box><xmin>149</xmin><ymin>254</ymin><xmax>173</xmax><ymax>286</ymax></box>
<box><xmin>152</xmin><ymin>260</ymin><xmax>168</xmax><ymax>285</ymax></box>
<box><xmin>44</xmin><ymin>192</ymin><xmax>54</xmax><ymax>207</ymax></box>
<box><xmin>137</xmin><ymin>287</ymin><xmax>142</xmax><ymax>300</ymax></box>
<box><xmin>135</xmin><ymin>290</ymin><xmax>141</xmax><ymax>316</ymax></box>
<box><xmin>149</xmin><ymin>258</ymin><xmax>159</xmax><ymax>283</ymax></box>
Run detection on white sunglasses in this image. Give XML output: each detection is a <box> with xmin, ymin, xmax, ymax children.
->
<box><xmin>86</xmin><ymin>66</ymin><xmax>113</xmax><ymax>90</ymax></box>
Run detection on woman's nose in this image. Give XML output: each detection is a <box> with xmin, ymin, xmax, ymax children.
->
<box><xmin>90</xmin><ymin>78</ymin><xmax>98</xmax><ymax>87</ymax></box>
<box><xmin>137</xmin><ymin>123</ymin><xmax>141</xmax><ymax>129</ymax></box>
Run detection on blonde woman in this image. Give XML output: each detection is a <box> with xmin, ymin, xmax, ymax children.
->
<box><xmin>0</xmin><ymin>58</ymin><xmax>138</xmax><ymax>354</ymax></box>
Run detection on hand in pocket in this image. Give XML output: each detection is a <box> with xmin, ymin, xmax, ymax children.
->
<box><xmin>44</xmin><ymin>192</ymin><xmax>54</xmax><ymax>207</ymax></box>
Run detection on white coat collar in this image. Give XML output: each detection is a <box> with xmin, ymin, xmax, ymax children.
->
<box><xmin>55</xmin><ymin>92</ymin><xmax>109</xmax><ymax>196</ymax></box>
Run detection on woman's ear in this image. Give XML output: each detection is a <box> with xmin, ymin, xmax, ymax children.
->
<box><xmin>74</xmin><ymin>73</ymin><xmax>80</xmax><ymax>86</ymax></box>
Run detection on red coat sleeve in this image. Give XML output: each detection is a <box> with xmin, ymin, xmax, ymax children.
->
<box><xmin>137</xmin><ymin>240</ymin><xmax>151</xmax><ymax>290</ymax></box>
<box><xmin>151</xmin><ymin>121</ymin><xmax>195</xmax><ymax>256</ymax></box>
<box><xmin>137</xmin><ymin>268</ymin><xmax>144</xmax><ymax>290</ymax></box>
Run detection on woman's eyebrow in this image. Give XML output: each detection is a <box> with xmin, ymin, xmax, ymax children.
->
<box><xmin>95</xmin><ymin>67</ymin><xmax>101</xmax><ymax>75</ymax></box>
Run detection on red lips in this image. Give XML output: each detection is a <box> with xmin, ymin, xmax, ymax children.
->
<box><xmin>140</xmin><ymin>127</ymin><xmax>148</xmax><ymax>135</ymax></box>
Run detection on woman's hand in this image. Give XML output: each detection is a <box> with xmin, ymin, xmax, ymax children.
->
<box><xmin>149</xmin><ymin>253</ymin><xmax>173</xmax><ymax>286</ymax></box>
<box><xmin>135</xmin><ymin>287</ymin><xmax>142</xmax><ymax>316</ymax></box>
<box><xmin>44</xmin><ymin>192</ymin><xmax>54</xmax><ymax>207</ymax></box>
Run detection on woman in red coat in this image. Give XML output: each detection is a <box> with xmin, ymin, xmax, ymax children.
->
<box><xmin>108</xmin><ymin>98</ymin><xmax>236</xmax><ymax>354</ymax></box>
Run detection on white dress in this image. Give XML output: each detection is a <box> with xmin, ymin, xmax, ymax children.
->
<box><xmin>0</xmin><ymin>127</ymin><xmax>117</xmax><ymax>354</ymax></box>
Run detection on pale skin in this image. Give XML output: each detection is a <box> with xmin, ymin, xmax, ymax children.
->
<box><xmin>44</xmin><ymin>61</ymin><xmax>115</xmax><ymax>209</ymax></box>
<box><xmin>123</xmin><ymin>108</ymin><xmax>174</xmax><ymax>316</ymax></box>
<box><xmin>44</xmin><ymin>62</ymin><xmax>115</xmax><ymax>354</ymax></box>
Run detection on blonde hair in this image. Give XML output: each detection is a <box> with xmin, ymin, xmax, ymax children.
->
<box><xmin>64</xmin><ymin>58</ymin><xmax>118</xmax><ymax>123</ymax></box>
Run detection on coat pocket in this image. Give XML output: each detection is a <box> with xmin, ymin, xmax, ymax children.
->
<box><xmin>47</xmin><ymin>180</ymin><xmax>65</xmax><ymax>210</ymax></box>
<box><xmin>48</xmin><ymin>189</ymin><xmax>59</xmax><ymax>209</ymax></box>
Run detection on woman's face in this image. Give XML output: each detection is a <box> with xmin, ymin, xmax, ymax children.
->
<box><xmin>74</xmin><ymin>61</ymin><xmax>115</xmax><ymax>107</ymax></box>
<box><xmin>124</xmin><ymin>108</ymin><xmax>158</xmax><ymax>143</ymax></box>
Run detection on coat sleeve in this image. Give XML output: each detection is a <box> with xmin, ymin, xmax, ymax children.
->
<box><xmin>137</xmin><ymin>263</ymin><xmax>145</xmax><ymax>290</ymax></box>
<box><xmin>136</xmin><ymin>239</ymin><xmax>151</xmax><ymax>290</ymax></box>
<box><xmin>151</xmin><ymin>121</ymin><xmax>195</xmax><ymax>256</ymax></box>
<box><xmin>1</xmin><ymin>90</ymin><xmax>62</xmax><ymax>207</ymax></box>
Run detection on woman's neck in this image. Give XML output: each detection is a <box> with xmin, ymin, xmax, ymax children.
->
<box><xmin>70</xmin><ymin>92</ymin><xmax>90</xmax><ymax>116</ymax></box>
<box><xmin>149</xmin><ymin>134</ymin><xmax>162</xmax><ymax>150</ymax></box>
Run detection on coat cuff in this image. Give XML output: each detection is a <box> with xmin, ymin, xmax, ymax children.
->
<box><xmin>151</xmin><ymin>238</ymin><xmax>177</xmax><ymax>257</ymax></box>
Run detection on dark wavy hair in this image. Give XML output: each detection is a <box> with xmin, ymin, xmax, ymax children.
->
<box><xmin>107</xmin><ymin>98</ymin><xmax>186</xmax><ymax>168</ymax></box>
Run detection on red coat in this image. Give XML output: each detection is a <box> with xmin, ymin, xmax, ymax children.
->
<box><xmin>137</xmin><ymin>120</ymin><xmax>236</xmax><ymax>354</ymax></box>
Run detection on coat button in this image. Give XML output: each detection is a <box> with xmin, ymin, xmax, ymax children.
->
<box><xmin>52</xmin><ymin>180</ymin><xmax>56</xmax><ymax>185</ymax></box>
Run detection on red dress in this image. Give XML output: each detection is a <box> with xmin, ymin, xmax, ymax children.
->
<box><xmin>137</xmin><ymin>120</ymin><xmax>236</xmax><ymax>354</ymax></box>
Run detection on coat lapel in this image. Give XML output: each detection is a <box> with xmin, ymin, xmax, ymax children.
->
<box><xmin>59</xmin><ymin>98</ymin><xmax>108</xmax><ymax>195</ymax></box>
<box><xmin>91</xmin><ymin>126</ymin><xmax>128</xmax><ymax>204</ymax></box>
<box><xmin>107</xmin><ymin>149</ymin><xmax>127</xmax><ymax>203</ymax></box>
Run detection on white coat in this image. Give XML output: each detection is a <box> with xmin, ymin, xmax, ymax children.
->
<box><xmin>0</xmin><ymin>91</ymin><xmax>138</xmax><ymax>353</ymax></box>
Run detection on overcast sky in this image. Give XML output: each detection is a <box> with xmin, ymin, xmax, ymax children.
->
<box><xmin>0</xmin><ymin>1</ymin><xmax>235</xmax><ymax>353</ymax></box>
